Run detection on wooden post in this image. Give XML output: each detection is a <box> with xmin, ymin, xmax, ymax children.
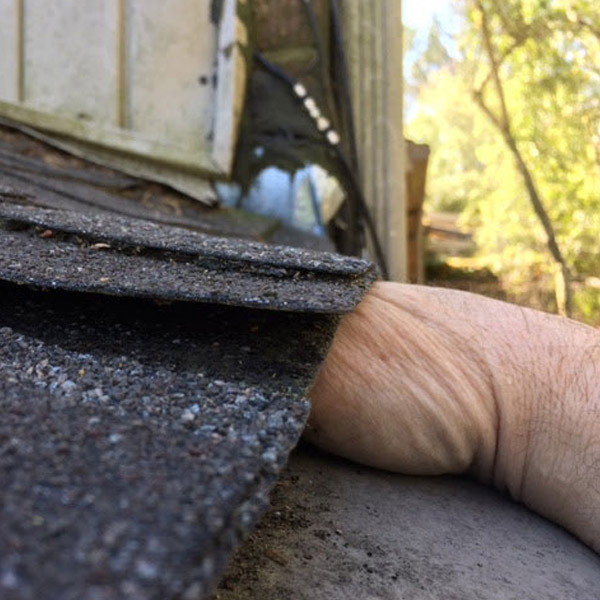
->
<box><xmin>406</xmin><ymin>141</ymin><xmax>430</xmax><ymax>283</ymax></box>
<box><xmin>340</xmin><ymin>0</ymin><xmax>406</xmax><ymax>281</ymax></box>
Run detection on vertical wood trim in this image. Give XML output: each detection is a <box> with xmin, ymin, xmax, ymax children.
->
<box><xmin>342</xmin><ymin>1</ymin><xmax>361</xmax><ymax>178</ymax></box>
<box><xmin>364</xmin><ymin>1</ymin><xmax>376</xmax><ymax>234</ymax></box>
<box><xmin>382</xmin><ymin>0</ymin><xmax>406</xmax><ymax>281</ymax></box>
<box><xmin>212</xmin><ymin>0</ymin><xmax>248</xmax><ymax>175</ymax></box>
<box><xmin>380</xmin><ymin>0</ymin><xmax>390</xmax><ymax>257</ymax></box>
<box><xmin>372</xmin><ymin>0</ymin><xmax>385</xmax><ymax>254</ymax></box>
<box><xmin>115</xmin><ymin>0</ymin><xmax>127</xmax><ymax>128</ymax></box>
<box><xmin>340</xmin><ymin>0</ymin><xmax>406</xmax><ymax>281</ymax></box>
<box><xmin>16</xmin><ymin>0</ymin><xmax>25</xmax><ymax>103</ymax></box>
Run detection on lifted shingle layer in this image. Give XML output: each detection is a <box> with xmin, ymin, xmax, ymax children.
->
<box><xmin>0</xmin><ymin>201</ymin><xmax>377</xmax><ymax>313</ymax></box>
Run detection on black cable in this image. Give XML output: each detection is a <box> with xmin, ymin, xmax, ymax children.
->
<box><xmin>331</xmin><ymin>146</ymin><xmax>390</xmax><ymax>279</ymax></box>
<box><xmin>301</xmin><ymin>0</ymin><xmax>327</xmax><ymax>75</ymax></box>
<box><xmin>300</xmin><ymin>0</ymin><xmax>338</xmax><ymax>124</ymax></box>
<box><xmin>326</xmin><ymin>0</ymin><xmax>366</xmax><ymax>265</ymax></box>
<box><xmin>253</xmin><ymin>51</ymin><xmax>296</xmax><ymax>86</ymax></box>
<box><xmin>253</xmin><ymin>50</ymin><xmax>390</xmax><ymax>279</ymax></box>
<box><xmin>328</xmin><ymin>0</ymin><xmax>360</xmax><ymax>172</ymax></box>
<box><xmin>326</xmin><ymin>0</ymin><xmax>390</xmax><ymax>278</ymax></box>
<box><xmin>327</xmin><ymin>0</ymin><xmax>390</xmax><ymax>279</ymax></box>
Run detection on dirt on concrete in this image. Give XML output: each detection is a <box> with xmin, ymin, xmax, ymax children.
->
<box><xmin>212</xmin><ymin>445</ymin><xmax>600</xmax><ymax>600</ymax></box>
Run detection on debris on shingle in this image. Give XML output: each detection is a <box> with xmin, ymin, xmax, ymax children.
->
<box><xmin>0</xmin><ymin>201</ymin><xmax>377</xmax><ymax>313</ymax></box>
<box><xmin>0</xmin><ymin>142</ymin><xmax>140</xmax><ymax>190</ymax></box>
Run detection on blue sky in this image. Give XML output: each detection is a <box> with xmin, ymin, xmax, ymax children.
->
<box><xmin>403</xmin><ymin>0</ymin><xmax>458</xmax><ymax>117</ymax></box>
<box><xmin>403</xmin><ymin>0</ymin><xmax>458</xmax><ymax>60</ymax></box>
<box><xmin>402</xmin><ymin>0</ymin><xmax>454</xmax><ymax>33</ymax></box>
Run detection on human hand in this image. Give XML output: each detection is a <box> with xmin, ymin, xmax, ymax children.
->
<box><xmin>307</xmin><ymin>282</ymin><xmax>600</xmax><ymax>553</ymax></box>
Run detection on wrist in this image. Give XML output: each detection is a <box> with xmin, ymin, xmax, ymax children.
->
<box><xmin>485</xmin><ymin>307</ymin><xmax>600</xmax><ymax>551</ymax></box>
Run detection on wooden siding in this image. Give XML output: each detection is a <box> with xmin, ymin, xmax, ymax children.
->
<box><xmin>0</xmin><ymin>0</ymin><xmax>247</xmax><ymax>177</ymax></box>
<box><xmin>341</xmin><ymin>0</ymin><xmax>406</xmax><ymax>281</ymax></box>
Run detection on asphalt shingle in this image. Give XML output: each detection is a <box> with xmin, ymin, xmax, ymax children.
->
<box><xmin>0</xmin><ymin>201</ymin><xmax>377</xmax><ymax>313</ymax></box>
<box><xmin>0</xmin><ymin>283</ymin><xmax>339</xmax><ymax>600</ymax></box>
<box><xmin>0</xmin><ymin>134</ymin><xmax>376</xmax><ymax>598</ymax></box>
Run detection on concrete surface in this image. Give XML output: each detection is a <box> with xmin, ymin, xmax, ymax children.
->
<box><xmin>215</xmin><ymin>445</ymin><xmax>600</xmax><ymax>600</ymax></box>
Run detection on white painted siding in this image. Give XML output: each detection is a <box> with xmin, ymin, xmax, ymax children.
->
<box><xmin>0</xmin><ymin>1</ymin><xmax>18</xmax><ymax>102</ymax></box>
<box><xmin>24</xmin><ymin>0</ymin><xmax>117</xmax><ymax>124</ymax></box>
<box><xmin>127</xmin><ymin>0</ymin><xmax>216</xmax><ymax>148</ymax></box>
<box><xmin>0</xmin><ymin>0</ymin><xmax>244</xmax><ymax>177</ymax></box>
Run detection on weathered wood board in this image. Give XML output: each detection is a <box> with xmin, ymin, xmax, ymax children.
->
<box><xmin>0</xmin><ymin>0</ymin><xmax>246</xmax><ymax>177</ymax></box>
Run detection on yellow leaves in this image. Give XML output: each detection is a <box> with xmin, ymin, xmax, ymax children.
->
<box><xmin>565</xmin><ymin>7</ymin><xmax>578</xmax><ymax>23</ymax></box>
<box><xmin>520</xmin><ymin>0</ymin><xmax>538</xmax><ymax>24</ymax></box>
<box><xmin>585</xmin><ymin>142</ymin><xmax>597</xmax><ymax>163</ymax></box>
<box><xmin>408</xmin><ymin>0</ymin><xmax>600</xmax><ymax>301</ymax></box>
<box><xmin>470</xmin><ymin>6</ymin><xmax>483</xmax><ymax>29</ymax></box>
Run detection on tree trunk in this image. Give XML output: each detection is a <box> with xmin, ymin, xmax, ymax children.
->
<box><xmin>500</xmin><ymin>127</ymin><xmax>573</xmax><ymax>316</ymax></box>
<box><xmin>473</xmin><ymin>0</ymin><xmax>573</xmax><ymax>316</ymax></box>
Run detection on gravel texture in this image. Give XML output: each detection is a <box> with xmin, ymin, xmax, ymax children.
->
<box><xmin>0</xmin><ymin>282</ymin><xmax>340</xmax><ymax>600</ymax></box>
<box><xmin>0</xmin><ymin>201</ymin><xmax>377</xmax><ymax>313</ymax></box>
<box><xmin>0</xmin><ymin>161</ymin><xmax>376</xmax><ymax>598</ymax></box>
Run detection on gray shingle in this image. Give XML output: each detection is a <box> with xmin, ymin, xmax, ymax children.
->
<box><xmin>0</xmin><ymin>201</ymin><xmax>376</xmax><ymax>314</ymax></box>
<box><xmin>0</xmin><ymin>283</ymin><xmax>339</xmax><ymax>600</ymax></box>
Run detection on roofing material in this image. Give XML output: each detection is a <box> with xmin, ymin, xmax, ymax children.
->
<box><xmin>0</xmin><ymin>173</ymin><xmax>375</xmax><ymax>598</ymax></box>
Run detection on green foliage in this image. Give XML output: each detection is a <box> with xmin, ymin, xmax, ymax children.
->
<box><xmin>574</xmin><ymin>284</ymin><xmax>600</xmax><ymax>323</ymax></box>
<box><xmin>406</xmin><ymin>0</ymin><xmax>600</xmax><ymax>322</ymax></box>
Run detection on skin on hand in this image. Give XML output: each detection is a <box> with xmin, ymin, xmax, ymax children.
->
<box><xmin>306</xmin><ymin>281</ymin><xmax>600</xmax><ymax>553</ymax></box>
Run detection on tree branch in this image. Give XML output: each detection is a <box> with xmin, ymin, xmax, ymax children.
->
<box><xmin>475</xmin><ymin>0</ymin><xmax>511</xmax><ymax>131</ymax></box>
<box><xmin>472</xmin><ymin>0</ymin><xmax>572</xmax><ymax>316</ymax></box>
<box><xmin>475</xmin><ymin>38</ymin><xmax>526</xmax><ymax>113</ymax></box>
<box><xmin>472</xmin><ymin>89</ymin><xmax>502</xmax><ymax>130</ymax></box>
<box><xmin>575</xmin><ymin>14</ymin><xmax>600</xmax><ymax>44</ymax></box>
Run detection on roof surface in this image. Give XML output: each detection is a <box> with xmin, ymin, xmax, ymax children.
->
<box><xmin>0</xmin><ymin>201</ymin><xmax>376</xmax><ymax>313</ymax></box>
<box><xmin>0</xmin><ymin>128</ymin><xmax>375</xmax><ymax>599</ymax></box>
<box><xmin>0</xmin><ymin>284</ymin><xmax>341</xmax><ymax>600</ymax></box>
